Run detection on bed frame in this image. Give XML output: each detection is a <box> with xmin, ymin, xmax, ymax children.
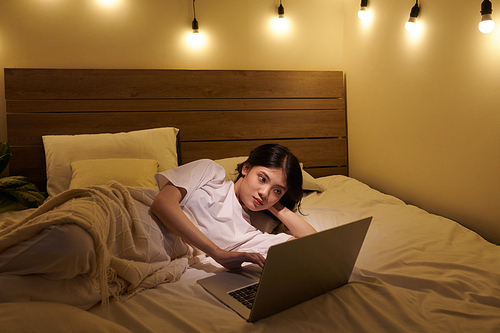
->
<box><xmin>5</xmin><ymin>69</ymin><xmax>347</xmax><ymax>191</ymax></box>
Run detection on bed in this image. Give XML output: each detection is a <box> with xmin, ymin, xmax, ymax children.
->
<box><xmin>1</xmin><ymin>69</ymin><xmax>499</xmax><ymax>332</ymax></box>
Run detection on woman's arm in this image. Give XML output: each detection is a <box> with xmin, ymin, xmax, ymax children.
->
<box><xmin>150</xmin><ymin>183</ymin><xmax>265</xmax><ymax>269</ymax></box>
<box><xmin>268</xmin><ymin>202</ymin><xmax>316</xmax><ymax>238</ymax></box>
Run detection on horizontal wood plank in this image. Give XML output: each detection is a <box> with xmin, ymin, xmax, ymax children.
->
<box><xmin>305</xmin><ymin>167</ymin><xmax>348</xmax><ymax>178</ymax></box>
<box><xmin>5</xmin><ymin>69</ymin><xmax>344</xmax><ymax>100</ymax></box>
<box><xmin>6</xmin><ymin>98</ymin><xmax>344</xmax><ymax>113</ymax></box>
<box><xmin>7</xmin><ymin>109</ymin><xmax>346</xmax><ymax>146</ymax></box>
<box><xmin>180</xmin><ymin>138</ymin><xmax>347</xmax><ymax>167</ymax></box>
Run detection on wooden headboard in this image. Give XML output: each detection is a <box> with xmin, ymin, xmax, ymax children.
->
<box><xmin>5</xmin><ymin>69</ymin><xmax>347</xmax><ymax>191</ymax></box>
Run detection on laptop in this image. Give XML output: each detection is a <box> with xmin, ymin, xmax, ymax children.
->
<box><xmin>197</xmin><ymin>216</ymin><xmax>372</xmax><ymax>322</ymax></box>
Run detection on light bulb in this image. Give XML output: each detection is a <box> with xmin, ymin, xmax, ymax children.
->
<box><xmin>186</xmin><ymin>30</ymin><xmax>206</xmax><ymax>49</ymax></box>
<box><xmin>479</xmin><ymin>16</ymin><xmax>495</xmax><ymax>33</ymax></box>
<box><xmin>272</xmin><ymin>2</ymin><xmax>289</xmax><ymax>34</ymax></box>
<box><xmin>479</xmin><ymin>1</ymin><xmax>495</xmax><ymax>33</ymax></box>
<box><xmin>358</xmin><ymin>7</ymin><xmax>369</xmax><ymax>20</ymax></box>
<box><xmin>405</xmin><ymin>17</ymin><xmax>418</xmax><ymax>32</ymax></box>
<box><xmin>358</xmin><ymin>0</ymin><xmax>369</xmax><ymax>20</ymax></box>
<box><xmin>272</xmin><ymin>17</ymin><xmax>290</xmax><ymax>34</ymax></box>
<box><xmin>405</xmin><ymin>1</ymin><xmax>420</xmax><ymax>32</ymax></box>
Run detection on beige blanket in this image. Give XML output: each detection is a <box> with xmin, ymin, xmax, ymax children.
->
<box><xmin>0</xmin><ymin>181</ymin><xmax>193</xmax><ymax>307</ymax></box>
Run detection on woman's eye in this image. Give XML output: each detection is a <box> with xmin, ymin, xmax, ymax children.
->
<box><xmin>274</xmin><ymin>189</ymin><xmax>282</xmax><ymax>195</ymax></box>
<box><xmin>259</xmin><ymin>176</ymin><xmax>266</xmax><ymax>182</ymax></box>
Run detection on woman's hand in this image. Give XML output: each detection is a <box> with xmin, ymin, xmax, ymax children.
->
<box><xmin>268</xmin><ymin>202</ymin><xmax>317</xmax><ymax>238</ymax></box>
<box><xmin>211</xmin><ymin>248</ymin><xmax>266</xmax><ymax>270</ymax></box>
<box><xmin>151</xmin><ymin>183</ymin><xmax>266</xmax><ymax>270</ymax></box>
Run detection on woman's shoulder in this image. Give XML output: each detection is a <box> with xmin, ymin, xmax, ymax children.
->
<box><xmin>156</xmin><ymin>159</ymin><xmax>222</xmax><ymax>182</ymax></box>
<box><xmin>185</xmin><ymin>159</ymin><xmax>223</xmax><ymax>171</ymax></box>
<box><xmin>180</xmin><ymin>159</ymin><xmax>226</xmax><ymax>180</ymax></box>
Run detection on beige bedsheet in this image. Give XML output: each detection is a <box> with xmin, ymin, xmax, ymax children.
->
<box><xmin>87</xmin><ymin>175</ymin><xmax>500</xmax><ymax>332</ymax></box>
<box><xmin>1</xmin><ymin>175</ymin><xmax>499</xmax><ymax>332</ymax></box>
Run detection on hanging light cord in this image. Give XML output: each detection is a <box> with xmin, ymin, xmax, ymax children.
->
<box><xmin>191</xmin><ymin>0</ymin><xmax>199</xmax><ymax>31</ymax></box>
<box><xmin>410</xmin><ymin>0</ymin><xmax>420</xmax><ymax>18</ymax></box>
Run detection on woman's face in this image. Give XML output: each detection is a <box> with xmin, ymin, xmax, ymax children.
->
<box><xmin>235</xmin><ymin>164</ymin><xmax>288</xmax><ymax>212</ymax></box>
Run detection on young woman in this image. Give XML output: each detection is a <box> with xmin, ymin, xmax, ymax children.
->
<box><xmin>150</xmin><ymin>144</ymin><xmax>317</xmax><ymax>270</ymax></box>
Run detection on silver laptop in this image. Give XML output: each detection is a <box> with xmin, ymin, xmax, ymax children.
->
<box><xmin>197</xmin><ymin>216</ymin><xmax>372</xmax><ymax>322</ymax></box>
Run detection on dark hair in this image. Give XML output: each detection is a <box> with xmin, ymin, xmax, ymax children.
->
<box><xmin>236</xmin><ymin>144</ymin><xmax>303</xmax><ymax>211</ymax></box>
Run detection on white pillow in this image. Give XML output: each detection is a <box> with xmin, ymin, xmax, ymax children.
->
<box><xmin>214</xmin><ymin>156</ymin><xmax>325</xmax><ymax>192</ymax></box>
<box><xmin>69</xmin><ymin>158</ymin><xmax>159</xmax><ymax>189</ymax></box>
<box><xmin>43</xmin><ymin>127</ymin><xmax>179</xmax><ymax>196</ymax></box>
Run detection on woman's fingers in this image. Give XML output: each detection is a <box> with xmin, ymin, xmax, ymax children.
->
<box><xmin>213</xmin><ymin>250</ymin><xmax>265</xmax><ymax>270</ymax></box>
<box><xmin>249</xmin><ymin>252</ymin><xmax>266</xmax><ymax>268</ymax></box>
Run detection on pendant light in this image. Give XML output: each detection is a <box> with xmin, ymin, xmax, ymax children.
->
<box><xmin>192</xmin><ymin>0</ymin><xmax>199</xmax><ymax>34</ymax></box>
<box><xmin>358</xmin><ymin>0</ymin><xmax>369</xmax><ymax>20</ymax></box>
<box><xmin>278</xmin><ymin>0</ymin><xmax>285</xmax><ymax>19</ymax></box>
<box><xmin>405</xmin><ymin>0</ymin><xmax>420</xmax><ymax>32</ymax></box>
<box><xmin>272</xmin><ymin>0</ymin><xmax>290</xmax><ymax>34</ymax></box>
<box><xmin>186</xmin><ymin>0</ymin><xmax>205</xmax><ymax>49</ymax></box>
<box><xmin>479</xmin><ymin>0</ymin><xmax>495</xmax><ymax>34</ymax></box>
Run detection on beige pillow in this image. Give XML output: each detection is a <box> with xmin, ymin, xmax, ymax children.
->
<box><xmin>43</xmin><ymin>127</ymin><xmax>178</xmax><ymax>196</ymax></box>
<box><xmin>299</xmin><ymin>163</ymin><xmax>326</xmax><ymax>192</ymax></box>
<box><xmin>70</xmin><ymin>158</ymin><xmax>159</xmax><ymax>189</ymax></box>
<box><xmin>214</xmin><ymin>156</ymin><xmax>325</xmax><ymax>192</ymax></box>
<box><xmin>214</xmin><ymin>156</ymin><xmax>246</xmax><ymax>182</ymax></box>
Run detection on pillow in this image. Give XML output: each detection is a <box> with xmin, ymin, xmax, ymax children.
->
<box><xmin>43</xmin><ymin>127</ymin><xmax>178</xmax><ymax>196</ymax></box>
<box><xmin>214</xmin><ymin>156</ymin><xmax>246</xmax><ymax>182</ymax></box>
<box><xmin>299</xmin><ymin>163</ymin><xmax>326</xmax><ymax>192</ymax></box>
<box><xmin>214</xmin><ymin>156</ymin><xmax>325</xmax><ymax>192</ymax></box>
<box><xmin>69</xmin><ymin>158</ymin><xmax>159</xmax><ymax>189</ymax></box>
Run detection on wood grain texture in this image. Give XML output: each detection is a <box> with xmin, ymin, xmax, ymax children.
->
<box><xmin>7</xmin><ymin>110</ymin><xmax>346</xmax><ymax>146</ymax></box>
<box><xmin>6</xmin><ymin>98</ymin><xmax>345</xmax><ymax>113</ymax></box>
<box><xmin>180</xmin><ymin>139</ymin><xmax>347</xmax><ymax>166</ymax></box>
<box><xmin>5</xmin><ymin>69</ymin><xmax>344</xmax><ymax>100</ymax></box>
<box><xmin>5</xmin><ymin>68</ymin><xmax>347</xmax><ymax>191</ymax></box>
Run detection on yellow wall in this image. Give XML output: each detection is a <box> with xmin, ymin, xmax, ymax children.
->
<box><xmin>0</xmin><ymin>0</ymin><xmax>343</xmax><ymax>168</ymax></box>
<box><xmin>344</xmin><ymin>0</ymin><xmax>500</xmax><ymax>243</ymax></box>
<box><xmin>1</xmin><ymin>0</ymin><xmax>499</xmax><ymax>243</ymax></box>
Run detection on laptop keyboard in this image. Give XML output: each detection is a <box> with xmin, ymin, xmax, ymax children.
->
<box><xmin>228</xmin><ymin>283</ymin><xmax>259</xmax><ymax>309</ymax></box>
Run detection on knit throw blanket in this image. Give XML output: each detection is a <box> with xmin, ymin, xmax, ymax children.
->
<box><xmin>0</xmin><ymin>181</ymin><xmax>193</xmax><ymax>306</ymax></box>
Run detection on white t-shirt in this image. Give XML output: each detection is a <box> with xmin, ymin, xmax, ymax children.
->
<box><xmin>155</xmin><ymin>159</ymin><xmax>291</xmax><ymax>255</ymax></box>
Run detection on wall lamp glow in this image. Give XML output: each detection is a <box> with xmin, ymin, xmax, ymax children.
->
<box><xmin>405</xmin><ymin>0</ymin><xmax>420</xmax><ymax>32</ymax></box>
<box><xmin>479</xmin><ymin>0</ymin><xmax>495</xmax><ymax>34</ymax></box>
<box><xmin>272</xmin><ymin>0</ymin><xmax>290</xmax><ymax>34</ymax></box>
<box><xmin>186</xmin><ymin>0</ymin><xmax>206</xmax><ymax>49</ymax></box>
<box><xmin>97</xmin><ymin>0</ymin><xmax>119</xmax><ymax>5</ymax></box>
<box><xmin>358</xmin><ymin>0</ymin><xmax>369</xmax><ymax>20</ymax></box>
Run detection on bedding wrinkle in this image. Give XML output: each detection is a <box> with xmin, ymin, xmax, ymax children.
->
<box><xmin>0</xmin><ymin>181</ymin><xmax>193</xmax><ymax>309</ymax></box>
<box><xmin>348</xmin><ymin>271</ymin><xmax>496</xmax><ymax>332</ymax></box>
<box><xmin>328</xmin><ymin>282</ymin><xmax>422</xmax><ymax>332</ymax></box>
<box><xmin>84</xmin><ymin>175</ymin><xmax>500</xmax><ymax>332</ymax></box>
<box><xmin>0</xmin><ymin>224</ymin><xmax>97</xmax><ymax>279</ymax></box>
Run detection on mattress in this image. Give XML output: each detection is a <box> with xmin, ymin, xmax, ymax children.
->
<box><xmin>1</xmin><ymin>175</ymin><xmax>500</xmax><ymax>332</ymax></box>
